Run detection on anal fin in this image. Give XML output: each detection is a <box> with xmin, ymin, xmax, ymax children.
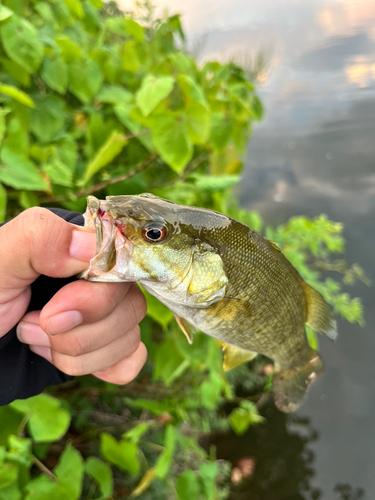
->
<box><xmin>222</xmin><ymin>343</ymin><xmax>257</xmax><ymax>371</ymax></box>
<box><xmin>174</xmin><ymin>314</ymin><xmax>196</xmax><ymax>344</ymax></box>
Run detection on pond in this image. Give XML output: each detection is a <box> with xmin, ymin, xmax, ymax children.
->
<box><xmin>127</xmin><ymin>1</ymin><xmax>375</xmax><ymax>497</ymax></box>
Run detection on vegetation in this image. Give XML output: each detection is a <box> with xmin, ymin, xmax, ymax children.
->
<box><xmin>0</xmin><ymin>0</ymin><xmax>365</xmax><ymax>498</ymax></box>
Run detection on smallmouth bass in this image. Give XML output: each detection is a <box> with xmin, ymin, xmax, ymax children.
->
<box><xmin>80</xmin><ymin>194</ymin><xmax>337</xmax><ymax>412</ymax></box>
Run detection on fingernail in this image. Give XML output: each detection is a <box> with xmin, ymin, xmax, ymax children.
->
<box><xmin>47</xmin><ymin>310</ymin><xmax>83</xmax><ymax>335</ymax></box>
<box><xmin>30</xmin><ymin>346</ymin><xmax>52</xmax><ymax>363</ymax></box>
<box><xmin>17</xmin><ymin>323</ymin><xmax>51</xmax><ymax>347</ymax></box>
<box><xmin>70</xmin><ymin>230</ymin><xmax>96</xmax><ymax>262</ymax></box>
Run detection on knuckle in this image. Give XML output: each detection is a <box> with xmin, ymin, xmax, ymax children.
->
<box><xmin>51</xmin><ymin>333</ymin><xmax>90</xmax><ymax>358</ymax></box>
<box><xmin>54</xmin><ymin>354</ymin><xmax>86</xmax><ymax>376</ymax></box>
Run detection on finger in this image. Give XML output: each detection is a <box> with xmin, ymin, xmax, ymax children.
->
<box><xmin>39</xmin><ymin>282</ymin><xmax>146</xmax><ymax>335</ymax></box>
<box><xmin>30</xmin><ymin>326</ymin><xmax>141</xmax><ymax>376</ymax></box>
<box><xmin>16</xmin><ymin>311</ymin><xmax>50</xmax><ymax>348</ymax></box>
<box><xmin>18</xmin><ymin>285</ymin><xmax>146</xmax><ymax>356</ymax></box>
<box><xmin>0</xmin><ymin>208</ymin><xmax>96</xmax><ymax>294</ymax></box>
<box><xmin>93</xmin><ymin>342</ymin><xmax>147</xmax><ymax>385</ymax></box>
<box><xmin>0</xmin><ymin>207</ymin><xmax>96</xmax><ymax>337</ymax></box>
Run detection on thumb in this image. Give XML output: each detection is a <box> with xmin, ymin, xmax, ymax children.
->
<box><xmin>0</xmin><ymin>207</ymin><xmax>96</xmax><ymax>337</ymax></box>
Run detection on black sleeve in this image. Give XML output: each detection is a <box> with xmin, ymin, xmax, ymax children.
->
<box><xmin>0</xmin><ymin>208</ymin><xmax>85</xmax><ymax>406</ymax></box>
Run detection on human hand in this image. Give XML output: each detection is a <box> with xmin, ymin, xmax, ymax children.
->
<box><xmin>0</xmin><ymin>207</ymin><xmax>147</xmax><ymax>384</ymax></box>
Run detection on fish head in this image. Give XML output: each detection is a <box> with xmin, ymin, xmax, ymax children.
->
<box><xmin>80</xmin><ymin>194</ymin><xmax>228</xmax><ymax>307</ymax></box>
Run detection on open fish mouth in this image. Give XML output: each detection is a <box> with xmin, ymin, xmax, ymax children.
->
<box><xmin>79</xmin><ymin>196</ymin><xmax>132</xmax><ymax>282</ymax></box>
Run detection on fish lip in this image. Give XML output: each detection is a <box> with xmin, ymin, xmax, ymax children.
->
<box><xmin>80</xmin><ymin>197</ymin><xmax>132</xmax><ymax>281</ymax></box>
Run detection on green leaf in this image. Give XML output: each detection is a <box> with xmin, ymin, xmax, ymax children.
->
<box><xmin>0</xmin><ymin>58</ymin><xmax>30</xmax><ymax>86</ymax></box>
<box><xmin>0</xmin><ymin>149</ymin><xmax>48</xmax><ymax>191</ymax></box>
<box><xmin>210</xmin><ymin>113</ymin><xmax>233</xmax><ymax>152</ymax></box>
<box><xmin>101</xmin><ymin>434</ymin><xmax>140</xmax><ymax>475</ymax></box>
<box><xmin>88</xmin><ymin>0</ymin><xmax>102</xmax><ymax>7</ymax></box>
<box><xmin>83</xmin><ymin>130</ymin><xmax>127</xmax><ymax>183</ymax></box>
<box><xmin>199</xmin><ymin>371</ymin><xmax>223</xmax><ymax>410</ymax></box>
<box><xmin>141</xmin><ymin>288</ymin><xmax>174</xmax><ymax>329</ymax></box>
<box><xmin>85</xmin><ymin>457</ymin><xmax>113</xmax><ymax>498</ymax></box>
<box><xmin>19</xmin><ymin>191</ymin><xmax>39</xmax><ymax>210</ymax></box>
<box><xmin>54</xmin><ymin>444</ymin><xmax>84</xmax><ymax>500</ymax></box>
<box><xmin>64</xmin><ymin>0</ymin><xmax>84</xmax><ymax>18</ymax></box>
<box><xmin>97</xmin><ymin>85</ymin><xmax>133</xmax><ymax>105</ymax></box>
<box><xmin>154</xmin><ymin>339</ymin><xmax>185</xmax><ymax>385</ymax></box>
<box><xmin>1</xmin><ymin>15</ymin><xmax>44</xmax><ymax>73</ymax></box>
<box><xmin>0</xmin><ymin>111</ymin><xmax>5</xmax><ymax>148</ymax></box>
<box><xmin>30</xmin><ymin>96</ymin><xmax>66</xmax><ymax>142</ymax></box>
<box><xmin>25</xmin><ymin>475</ymin><xmax>67</xmax><ymax>500</ymax></box>
<box><xmin>2</xmin><ymin>115</ymin><xmax>28</xmax><ymax>156</ymax></box>
<box><xmin>0</xmin><ymin>5</ymin><xmax>13</xmax><ymax>21</ymax></box>
<box><xmin>0</xmin><ymin>407</ymin><xmax>22</xmax><ymax>446</ymax></box>
<box><xmin>55</xmin><ymin>37</ymin><xmax>82</xmax><ymax>62</ymax></box>
<box><xmin>177</xmin><ymin>75</ymin><xmax>207</xmax><ymax>106</ymax></box>
<box><xmin>0</xmin><ymin>483</ymin><xmax>21</xmax><ymax>500</ymax></box>
<box><xmin>0</xmin><ymin>84</ymin><xmax>35</xmax><ymax>108</ymax></box>
<box><xmin>121</xmin><ymin>40</ymin><xmax>141</xmax><ymax>73</ymax></box>
<box><xmin>229</xmin><ymin>401</ymin><xmax>264</xmax><ymax>435</ymax></box>
<box><xmin>10</xmin><ymin>394</ymin><xmax>70</xmax><ymax>442</ymax></box>
<box><xmin>155</xmin><ymin>425</ymin><xmax>176</xmax><ymax>478</ymax></box>
<box><xmin>306</xmin><ymin>325</ymin><xmax>319</xmax><ymax>350</ymax></box>
<box><xmin>43</xmin><ymin>158</ymin><xmax>73</xmax><ymax>187</ymax></box>
<box><xmin>123</xmin><ymin>423</ymin><xmax>151</xmax><ymax>444</ymax></box>
<box><xmin>136</xmin><ymin>75</ymin><xmax>175</xmax><ymax>116</ymax></box>
<box><xmin>57</xmin><ymin>138</ymin><xmax>78</xmax><ymax>170</ymax></box>
<box><xmin>186</xmin><ymin>103</ymin><xmax>210</xmax><ymax>144</ymax></box>
<box><xmin>130</xmin><ymin>467</ymin><xmax>157</xmax><ymax>498</ymax></box>
<box><xmin>198</xmin><ymin>462</ymin><xmax>219</xmax><ymax>500</ymax></box>
<box><xmin>152</xmin><ymin>113</ymin><xmax>193</xmax><ymax>173</ymax></box>
<box><xmin>176</xmin><ymin>471</ymin><xmax>200</xmax><ymax>500</ymax></box>
<box><xmin>123</xmin><ymin>398</ymin><xmax>173</xmax><ymax>416</ymax></box>
<box><xmin>0</xmin><ymin>462</ymin><xmax>18</xmax><ymax>490</ymax></box>
<box><xmin>7</xmin><ymin>436</ymin><xmax>33</xmax><ymax>468</ymax></box>
<box><xmin>124</xmin><ymin>18</ymin><xmax>144</xmax><ymax>42</ymax></box>
<box><xmin>114</xmin><ymin>105</ymin><xmax>154</xmax><ymax>152</ymax></box>
<box><xmin>68</xmin><ymin>58</ymin><xmax>103</xmax><ymax>103</ymax></box>
<box><xmin>192</xmin><ymin>174</ymin><xmax>240</xmax><ymax>192</ymax></box>
<box><xmin>41</xmin><ymin>57</ymin><xmax>68</xmax><ymax>94</ymax></box>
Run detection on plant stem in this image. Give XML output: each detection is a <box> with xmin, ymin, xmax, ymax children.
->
<box><xmin>40</xmin><ymin>153</ymin><xmax>158</xmax><ymax>204</ymax></box>
<box><xmin>33</xmin><ymin>456</ymin><xmax>57</xmax><ymax>481</ymax></box>
<box><xmin>17</xmin><ymin>416</ymin><xmax>28</xmax><ymax>436</ymax></box>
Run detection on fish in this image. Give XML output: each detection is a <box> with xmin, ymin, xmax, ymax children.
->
<box><xmin>80</xmin><ymin>194</ymin><xmax>337</xmax><ymax>413</ymax></box>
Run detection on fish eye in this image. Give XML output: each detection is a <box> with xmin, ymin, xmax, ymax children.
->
<box><xmin>143</xmin><ymin>225</ymin><xmax>168</xmax><ymax>243</ymax></box>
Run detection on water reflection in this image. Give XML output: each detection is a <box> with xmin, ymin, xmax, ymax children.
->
<box><xmin>210</xmin><ymin>403</ymin><xmax>365</xmax><ymax>500</ymax></box>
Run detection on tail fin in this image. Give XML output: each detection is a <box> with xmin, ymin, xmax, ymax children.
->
<box><xmin>301</xmin><ymin>281</ymin><xmax>337</xmax><ymax>341</ymax></box>
<box><xmin>272</xmin><ymin>354</ymin><xmax>324</xmax><ymax>413</ymax></box>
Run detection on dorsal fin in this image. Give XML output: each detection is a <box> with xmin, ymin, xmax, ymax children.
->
<box><xmin>269</xmin><ymin>240</ymin><xmax>282</xmax><ymax>253</ymax></box>
<box><xmin>301</xmin><ymin>281</ymin><xmax>337</xmax><ymax>341</ymax></box>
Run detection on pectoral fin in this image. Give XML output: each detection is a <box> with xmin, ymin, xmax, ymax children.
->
<box><xmin>301</xmin><ymin>281</ymin><xmax>338</xmax><ymax>341</ymax></box>
<box><xmin>222</xmin><ymin>343</ymin><xmax>257</xmax><ymax>371</ymax></box>
<box><xmin>174</xmin><ymin>314</ymin><xmax>196</xmax><ymax>344</ymax></box>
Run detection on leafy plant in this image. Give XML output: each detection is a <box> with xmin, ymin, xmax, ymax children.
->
<box><xmin>0</xmin><ymin>0</ymin><xmax>366</xmax><ymax>499</ymax></box>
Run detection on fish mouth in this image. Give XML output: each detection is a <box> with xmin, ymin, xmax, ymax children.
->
<box><xmin>79</xmin><ymin>196</ymin><xmax>132</xmax><ymax>282</ymax></box>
